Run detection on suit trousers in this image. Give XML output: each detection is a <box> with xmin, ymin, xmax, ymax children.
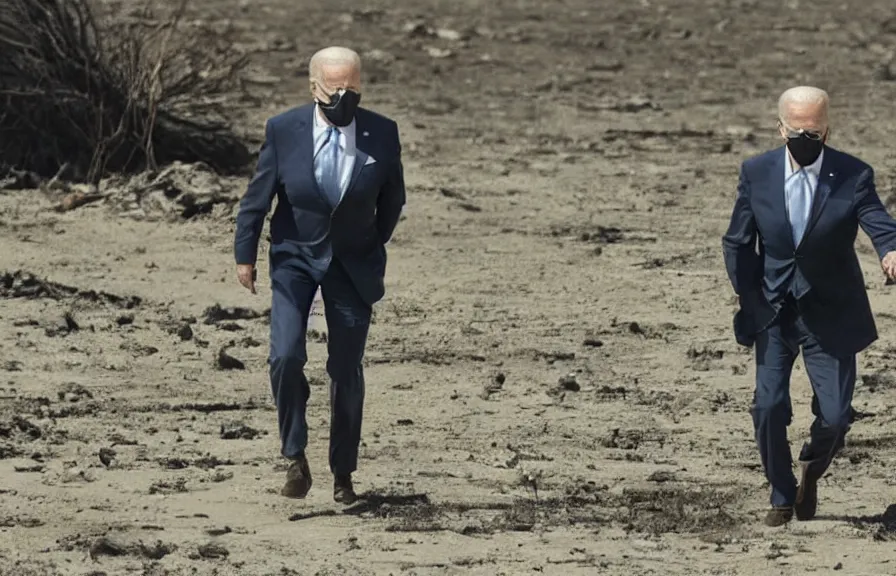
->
<box><xmin>268</xmin><ymin>256</ymin><xmax>371</xmax><ymax>476</ymax></box>
<box><xmin>752</xmin><ymin>299</ymin><xmax>856</xmax><ymax>507</ymax></box>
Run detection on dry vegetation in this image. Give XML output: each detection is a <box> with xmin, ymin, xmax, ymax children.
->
<box><xmin>0</xmin><ymin>0</ymin><xmax>250</xmax><ymax>183</ymax></box>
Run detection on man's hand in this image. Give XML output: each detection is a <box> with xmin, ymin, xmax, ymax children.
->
<box><xmin>882</xmin><ymin>251</ymin><xmax>896</xmax><ymax>281</ymax></box>
<box><xmin>237</xmin><ymin>264</ymin><xmax>256</xmax><ymax>294</ymax></box>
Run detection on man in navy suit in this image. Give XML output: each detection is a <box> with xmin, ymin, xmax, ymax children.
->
<box><xmin>233</xmin><ymin>46</ymin><xmax>405</xmax><ymax>504</ymax></box>
<box><xmin>723</xmin><ymin>86</ymin><xmax>896</xmax><ymax>526</ymax></box>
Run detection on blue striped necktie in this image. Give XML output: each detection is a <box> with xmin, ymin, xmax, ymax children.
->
<box><xmin>316</xmin><ymin>126</ymin><xmax>341</xmax><ymax>206</ymax></box>
<box><xmin>788</xmin><ymin>168</ymin><xmax>813</xmax><ymax>246</ymax></box>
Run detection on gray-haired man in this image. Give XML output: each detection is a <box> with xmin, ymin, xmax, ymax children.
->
<box><xmin>234</xmin><ymin>46</ymin><xmax>406</xmax><ymax>503</ymax></box>
<box><xmin>723</xmin><ymin>86</ymin><xmax>896</xmax><ymax>526</ymax></box>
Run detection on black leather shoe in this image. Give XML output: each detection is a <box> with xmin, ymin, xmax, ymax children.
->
<box><xmin>334</xmin><ymin>474</ymin><xmax>357</xmax><ymax>504</ymax></box>
<box><xmin>281</xmin><ymin>455</ymin><xmax>312</xmax><ymax>498</ymax></box>
<box><xmin>764</xmin><ymin>506</ymin><xmax>793</xmax><ymax>527</ymax></box>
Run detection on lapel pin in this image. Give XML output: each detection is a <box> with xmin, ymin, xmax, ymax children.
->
<box><xmin>362</xmin><ymin>131</ymin><xmax>369</xmax><ymax>137</ymax></box>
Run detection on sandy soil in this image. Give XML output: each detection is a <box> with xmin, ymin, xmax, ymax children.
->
<box><xmin>3</xmin><ymin>0</ymin><xmax>896</xmax><ymax>574</ymax></box>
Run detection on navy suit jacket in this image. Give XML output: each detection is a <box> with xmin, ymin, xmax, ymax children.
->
<box><xmin>722</xmin><ymin>145</ymin><xmax>896</xmax><ymax>356</ymax></box>
<box><xmin>233</xmin><ymin>104</ymin><xmax>406</xmax><ymax>305</ymax></box>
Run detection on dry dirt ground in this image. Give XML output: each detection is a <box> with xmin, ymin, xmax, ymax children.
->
<box><xmin>3</xmin><ymin>0</ymin><xmax>896</xmax><ymax>574</ymax></box>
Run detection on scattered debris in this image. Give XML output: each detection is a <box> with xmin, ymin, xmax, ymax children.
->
<box><xmin>481</xmin><ymin>373</ymin><xmax>506</xmax><ymax>399</ymax></box>
<box><xmin>196</xmin><ymin>542</ymin><xmax>229</xmax><ymax>559</ymax></box>
<box><xmin>55</xmin><ymin>188</ymin><xmax>104</xmax><ymax>212</ymax></box>
<box><xmin>216</xmin><ymin>345</ymin><xmax>245</xmax><ymax>370</ymax></box>
<box><xmin>220</xmin><ymin>422</ymin><xmax>261</xmax><ymax>440</ymax></box>
<box><xmin>647</xmin><ymin>470</ymin><xmax>676</xmax><ymax>483</ymax></box>
<box><xmin>88</xmin><ymin>535</ymin><xmax>176</xmax><ymax>561</ymax></box>
<box><xmin>105</xmin><ymin>163</ymin><xmax>243</xmax><ymax>221</ymax></box>
<box><xmin>98</xmin><ymin>447</ymin><xmax>116</xmax><ymax>467</ymax></box>
<box><xmin>203</xmin><ymin>304</ymin><xmax>266</xmax><ymax>324</ymax></box>
<box><xmin>149</xmin><ymin>478</ymin><xmax>188</xmax><ymax>495</ymax></box>
<box><xmin>0</xmin><ymin>270</ymin><xmax>141</xmax><ymax>308</ymax></box>
<box><xmin>58</xmin><ymin>382</ymin><xmax>92</xmax><ymax>402</ymax></box>
<box><xmin>558</xmin><ymin>374</ymin><xmax>581</xmax><ymax>392</ymax></box>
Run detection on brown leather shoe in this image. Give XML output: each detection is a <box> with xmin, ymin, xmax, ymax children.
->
<box><xmin>795</xmin><ymin>462</ymin><xmax>818</xmax><ymax>521</ymax></box>
<box><xmin>333</xmin><ymin>474</ymin><xmax>357</xmax><ymax>504</ymax></box>
<box><xmin>764</xmin><ymin>506</ymin><xmax>793</xmax><ymax>527</ymax></box>
<box><xmin>281</xmin><ymin>455</ymin><xmax>312</xmax><ymax>498</ymax></box>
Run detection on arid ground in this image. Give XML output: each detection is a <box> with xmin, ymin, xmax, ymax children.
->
<box><xmin>3</xmin><ymin>0</ymin><xmax>896</xmax><ymax>574</ymax></box>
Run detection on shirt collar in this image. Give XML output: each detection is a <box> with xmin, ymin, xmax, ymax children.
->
<box><xmin>785</xmin><ymin>146</ymin><xmax>824</xmax><ymax>179</ymax></box>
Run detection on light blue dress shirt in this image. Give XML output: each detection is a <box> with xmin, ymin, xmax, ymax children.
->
<box><xmin>784</xmin><ymin>148</ymin><xmax>824</xmax><ymax>247</ymax></box>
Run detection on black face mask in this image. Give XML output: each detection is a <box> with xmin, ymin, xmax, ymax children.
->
<box><xmin>786</xmin><ymin>132</ymin><xmax>825</xmax><ymax>167</ymax></box>
<box><xmin>318</xmin><ymin>89</ymin><xmax>361</xmax><ymax>127</ymax></box>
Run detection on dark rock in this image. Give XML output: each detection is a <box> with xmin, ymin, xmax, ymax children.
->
<box><xmin>558</xmin><ymin>374</ymin><xmax>580</xmax><ymax>392</ymax></box>
<box><xmin>98</xmin><ymin>447</ymin><xmax>116</xmax><ymax>467</ymax></box>
<box><xmin>216</xmin><ymin>346</ymin><xmax>245</xmax><ymax>370</ymax></box>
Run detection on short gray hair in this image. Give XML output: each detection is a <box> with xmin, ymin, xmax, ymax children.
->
<box><xmin>309</xmin><ymin>46</ymin><xmax>361</xmax><ymax>79</ymax></box>
<box><xmin>778</xmin><ymin>86</ymin><xmax>829</xmax><ymax>124</ymax></box>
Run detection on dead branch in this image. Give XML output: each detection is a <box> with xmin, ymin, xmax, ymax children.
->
<box><xmin>0</xmin><ymin>0</ymin><xmax>251</xmax><ymax>184</ymax></box>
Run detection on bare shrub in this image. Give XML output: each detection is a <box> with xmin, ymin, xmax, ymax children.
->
<box><xmin>0</xmin><ymin>0</ymin><xmax>251</xmax><ymax>184</ymax></box>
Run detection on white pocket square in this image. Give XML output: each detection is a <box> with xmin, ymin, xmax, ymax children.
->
<box><xmin>364</xmin><ymin>155</ymin><xmax>377</xmax><ymax>166</ymax></box>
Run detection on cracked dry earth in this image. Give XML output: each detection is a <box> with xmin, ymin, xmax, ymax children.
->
<box><xmin>3</xmin><ymin>0</ymin><xmax>896</xmax><ymax>574</ymax></box>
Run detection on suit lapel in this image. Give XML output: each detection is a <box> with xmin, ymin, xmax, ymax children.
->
<box><xmin>802</xmin><ymin>149</ymin><xmax>836</xmax><ymax>240</ymax></box>
<box><xmin>344</xmin><ymin>111</ymin><xmax>371</xmax><ymax>201</ymax></box>
<box><xmin>767</xmin><ymin>148</ymin><xmax>795</xmax><ymax>250</ymax></box>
